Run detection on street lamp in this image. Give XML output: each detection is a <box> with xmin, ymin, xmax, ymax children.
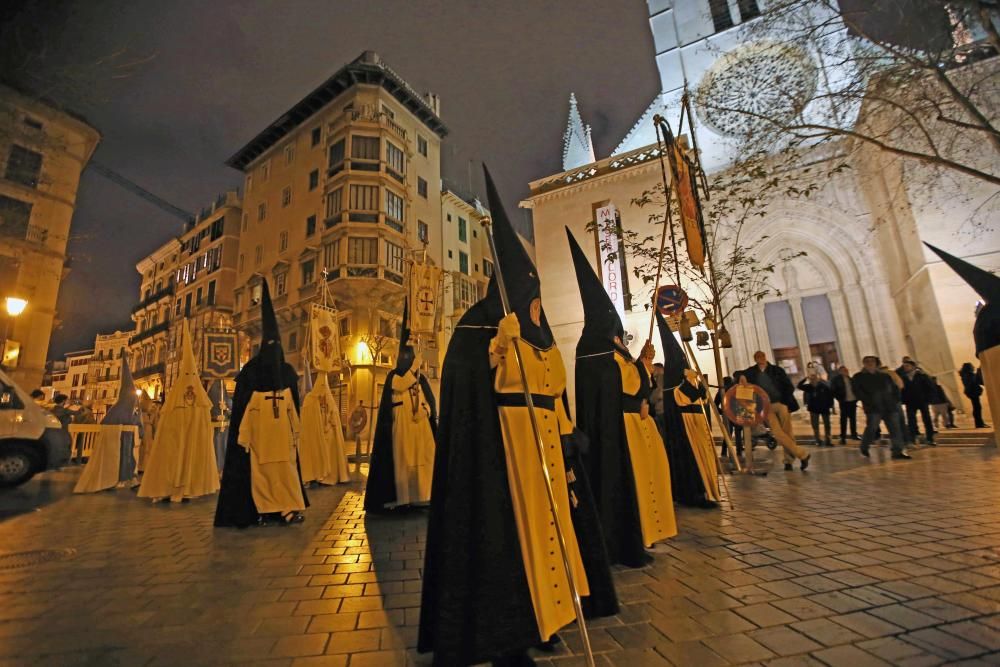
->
<box><xmin>0</xmin><ymin>296</ymin><xmax>27</xmax><ymax>369</ymax></box>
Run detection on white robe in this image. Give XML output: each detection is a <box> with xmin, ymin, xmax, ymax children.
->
<box><xmin>390</xmin><ymin>370</ymin><xmax>435</xmax><ymax>506</ymax></box>
<box><xmin>138</xmin><ymin>401</ymin><xmax>220</xmax><ymax>501</ymax></box>
<box><xmin>299</xmin><ymin>380</ymin><xmax>350</xmax><ymax>484</ymax></box>
<box><xmin>238</xmin><ymin>389</ymin><xmax>306</xmax><ymax>514</ymax></box>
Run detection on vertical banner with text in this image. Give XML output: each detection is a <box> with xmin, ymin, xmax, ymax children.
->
<box><xmin>595</xmin><ymin>203</ymin><xmax>626</xmax><ymax>320</ymax></box>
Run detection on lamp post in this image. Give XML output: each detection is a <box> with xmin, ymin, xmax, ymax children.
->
<box><xmin>0</xmin><ymin>296</ymin><xmax>28</xmax><ymax>369</ymax></box>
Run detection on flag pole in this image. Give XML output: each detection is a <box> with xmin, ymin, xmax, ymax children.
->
<box><xmin>481</xmin><ymin>216</ymin><xmax>595</xmax><ymax>667</ymax></box>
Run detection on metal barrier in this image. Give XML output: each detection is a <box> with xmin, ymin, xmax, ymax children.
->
<box><xmin>67</xmin><ymin>425</ymin><xmax>140</xmax><ymax>461</ymax></box>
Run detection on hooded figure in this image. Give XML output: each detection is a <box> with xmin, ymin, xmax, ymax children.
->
<box><xmin>418</xmin><ymin>167</ymin><xmax>616</xmax><ymax>667</ymax></box>
<box><xmin>74</xmin><ymin>358</ymin><xmax>143</xmax><ymax>493</ymax></box>
<box><xmin>299</xmin><ymin>362</ymin><xmax>351</xmax><ymax>485</ymax></box>
<box><xmin>925</xmin><ymin>243</ymin><xmax>1000</xmax><ymax>443</ymax></box>
<box><xmin>138</xmin><ymin>321</ymin><xmax>220</xmax><ymax>502</ymax></box>
<box><xmin>364</xmin><ymin>299</ymin><xmax>437</xmax><ymax>511</ymax></box>
<box><xmin>214</xmin><ymin>280</ymin><xmax>308</xmax><ymax>527</ymax></box>
<box><xmin>568</xmin><ymin>228</ymin><xmax>677</xmax><ymax>567</ymax></box>
<box><xmin>655</xmin><ymin>310</ymin><xmax>721</xmax><ymax>507</ymax></box>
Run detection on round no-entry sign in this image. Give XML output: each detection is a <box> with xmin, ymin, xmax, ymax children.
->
<box><xmin>655</xmin><ymin>285</ymin><xmax>688</xmax><ymax>317</ymax></box>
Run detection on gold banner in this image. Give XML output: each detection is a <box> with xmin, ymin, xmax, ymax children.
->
<box><xmin>310</xmin><ymin>304</ymin><xmax>340</xmax><ymax>372</ymax></box>
<box><xmin>408</xmin><ymin>263</ymin><xmax>443</xmax><ymax>336</ymax></box>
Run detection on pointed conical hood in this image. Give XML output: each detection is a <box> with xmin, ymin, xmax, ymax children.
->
<box><xmin>925</xmin><ymin>243</ymin><xmax>1000</xmax><ymax>303</ymax></box>
<box><xmin>396</xmin><ymin>298</ymin><xmax>415</xmax><ymax>373</ymax></box>
<box><xmin>102</xmin><ymin>355</ymin><xmax>139</xmax><ymax>424</ymax></box>
<box><xmin>925</xmin><ymin>243</ymin><xmax>1000</xmax><ymax>355</ymax></box>
<box><xmin>656</xmin><ymin>309</ymin><xmax>689</xmax><ymax>388</ymax></box>
<box><xmin>566</xmin><ymin>227</ymin><xmax>624</xmax><ymax>348</ymax></box>
<box><xmin>260</xmin><ymin>279</ymin><xmax>281</xmax><ymax>346</ymax></box>
<box><xmin>483</xmin><ymin>164</ymin><xmax>552</xmax><ymax>348</ymax></box>
<box><xmin>163</xmin><ymin>320</ymin><xmax>212</xmax><ymax>411</ymax></box>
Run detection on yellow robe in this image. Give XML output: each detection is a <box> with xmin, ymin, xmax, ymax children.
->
<box><xmin>237</xmin><ymin>389</ymin><xmax>306</xmax><ymax>514</ymax></box>
<box><xmin>981</xmin><ymin>346</ymin><xmax>1000</xmax><ymax>446</ymax></box>
<box><xmin>615</xmin><ymin>353</ymin><xmax>678</xmax><ymax>546</ymax></box>
<box><xmin>299</xmin><ymin>375</ymin><xmax>350</xmax><ymax>484</ymax></box>
<box><xmin>138</xmin><ymin>401</ymin><xmax>219</xmax><ymax>500</ymax></box>
<box><xmin>390</xmin><ymin>369</ymin><xmax>436</xmax><ymax>505</ymax></box>
<box><xmin>491</xmin><ymin>333</ymin><xmax>589</xmax><ymax>642</ymax></box>
<box><xmin>673</xmin><ymin>379</ymin><xmax>721</xmax><ymax>502</ymax></box>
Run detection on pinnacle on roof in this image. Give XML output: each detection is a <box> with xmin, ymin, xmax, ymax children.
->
<box><xmin>562</xmin><ymin>93</ymin><xmax>596</xmax><ymax>171</ymax></box>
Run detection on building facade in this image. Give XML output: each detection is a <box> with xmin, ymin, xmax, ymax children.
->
<box><xmin>129</xmin><ymin>190</ymin><xmax>242</xmax><ymax>398</ymax></box>
<box><xmin>523</xmin><ymin>0</ymin><xmax>999</xmax><ymax>418</ymax></box>
<box><xmin>56</xmin><ymin>349</ymin><xmax>93</xmax><ymax>403</ymax></box>
<box><xmin>0</xmin><ymin>84</ymin><xmax>101</xmax><ymax>389</ymax></box>
<box><xmin>85</xmin><ymin>329</ymin><xmax>132</xmax><ymax>421</ymax></box>
<box><xmin>440</xmin><ymin>189</ymin><xmax>494</xmax><ymax>343</ymax></box>
<box><xmin>226</xmin><ymin>50</ymin><xmax>449</xmax><ymax>433</ymax></box>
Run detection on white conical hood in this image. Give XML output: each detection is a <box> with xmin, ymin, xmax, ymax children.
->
<box><xmin>164</xmin><ymin>320</ymin><xmax>212</xmax><ymax>410</ymax></box>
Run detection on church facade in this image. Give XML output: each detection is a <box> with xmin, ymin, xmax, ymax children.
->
<box><xmin>522</xmin><ymin>0</ymin><xmax>999</xmax><ymax>419</ymax></box>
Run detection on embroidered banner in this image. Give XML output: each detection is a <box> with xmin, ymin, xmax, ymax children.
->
<box><xmin>310</xmin><ymin>303</ymin><xmax>341</xmax><ymax>373</ymax></box>
<box><xmin>408</xmin><ymin>263</ymin><xmax>443</xmax><ymax>336</ymax></box>
<box><xmin>671</xmin><ymin>144</ymin><xmax>705</xmax><ymax>270</ymax></box>
<box><xmin>203</xmin><ymin>329</ymin><xmax>239</xmax><ymax>379</ymax></box>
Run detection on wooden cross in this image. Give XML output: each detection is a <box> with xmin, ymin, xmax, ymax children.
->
<box><xmin>264</xmin><ymin>390</ymin><xmax>283</xmax><ymax>418</ymax></box>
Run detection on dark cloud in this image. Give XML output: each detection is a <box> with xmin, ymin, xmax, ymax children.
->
<box><xmin>34</xmin><ymin>0</ymin><xmax>658</xmax><ymax>356</ymax></box>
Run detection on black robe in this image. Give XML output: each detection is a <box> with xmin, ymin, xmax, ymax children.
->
<box><xmin>213</xmin><ymin>357</ymin><xmax>307</xmax><ymax>528</ymax></box>
<box><xmin>418</xmin><ymin>301</ymin><xmax>616</xmax><ymax>665</ymax></box>
<box><xmin>364</xmin><ymin>369</ymin><xmax>437</xmax><ymax>512</ymax></box>
<box><xmin>575</xmin><ymin>344</ymin><xmax>650</xmax><ymax>568</ymax></box>
<box><xmin>660</xmin><ymin>380</ymin><xmax>712</xmax><ymax>507</ymax></box>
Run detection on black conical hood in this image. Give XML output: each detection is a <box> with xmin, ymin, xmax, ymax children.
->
<box><xmin>567</xmin><ymin>227</ymin><xmax>623</xmax><ymax>348</ymax></box>
<box><xmin>396</xmin><ymin>298</ymin><xmax>414</xmax><ymax>373</ymax></box>
<box><xmin>656</xmin><ymin>309</ymin><xmax>688</xmax><ymax>387</ymax></box>
<box><xmin>925</xmin><ymin>243</ymin><xmax>1000</xmax><ymax>355</ymax></box>
<box><xmin>925</xmin><ymin>243</ymin><xmax>1000</xmax><ymax>303</ymax></box>
<box><xmin>260</xmin><ymin>279</ymin><xmax>281</xmax><ymax>346</ymax></box>
<box><xmin>483</xmin><ymin>164</ymin><xmax>552</xmax><ymax>348</ymax></box>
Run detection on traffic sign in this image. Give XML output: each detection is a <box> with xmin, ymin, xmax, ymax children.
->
<box><xmin>655</xmin><ymin>285</ymin><xmax>688</xmax><ymax>317</ymax></box>
<box><xmin>723</xmin><ymin>384</ymin><xmax>771</xmax><ymax>427</ymax></box>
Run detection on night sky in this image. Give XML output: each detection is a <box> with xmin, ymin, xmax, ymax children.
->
<box><xmin>23</xmin><ymin>1</ymin><xmax>658</xmax><ymax>357</ymax></box>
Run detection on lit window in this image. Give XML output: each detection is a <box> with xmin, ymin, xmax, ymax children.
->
<box><xmin>324</xmin><ymin>239</ymin><xmax>340</xmax><ymax>269</ymax></box>
<box><xmin>483</xmin><ymin>259</ymin><xmax>494</xmax><ymax>277</ymax></box>
<box><xmin>347</xmin><ymin>237</ymin><xmax>378</xmax><ymax>264</ymax></box>
<box><xmin>351</xmin><ymin>136</ymin><xmax>380</xmax><ymax>161</ymax></box>
<box><xmin>386</xmin><ymin>142</ymin><xmax>405</xmax><ymax>176</ymax></box>
<box><xmin>282</xmin><ymin>186</ymin><xmax>292</xmax><ymax>207</ymax></box>
<box><xmin>417</xmin><ymin>220</ymin><xmax>429</xmax><ymax>244</ymax></box>
<box><xmin>326</xmin><ymin>188</ymin><xmax>343</xmax><ymax>222</ymax></box>
<box><xmin>385</xmin><ymin>190</ymin><xmax>404</xmax><ymax>225</ymax></box>
<box><xmin>301</xmin><ymin>259</ymin><xmax>315</xmax><ymax>285</ymax></box>
<box><xmin>385</xmin><ymin>240</ymin><xmax>404</xmax><ymax>274</ymax></box>
<box><xmin>350</xmin><ymin>184</ymin><xmax>378</xmax><ymax>211</ymax></box>
<box><xmin>275</xmin><ymin>272</ymin><xmax>287</xmax><ymax>297</ymax></box>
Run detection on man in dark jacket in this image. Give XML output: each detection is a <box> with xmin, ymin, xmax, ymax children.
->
<box><xmin>853</xmin><ymin>356</ymin><xmax>910</xmax><ymax>460</ymax></box>
<box><xmin>831</xmin><ymin>365</ymin><xmax>859</xmax><ymax>443</ymax></box>
<box><xmin>798</xmin><ymin>374</ymin><xmax>834</xmax><ymax>446</ymax></box>
<box><xmin>897</xmin><ymin>359</ymin><xmax>936</xmax><ymax>445</ymax></box>
<box><xmin>743</xmin><ymin>351</ymin><xmax>810</xmax><ymax>471</ymax></box>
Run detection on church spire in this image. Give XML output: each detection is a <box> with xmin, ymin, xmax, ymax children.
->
<box><xmin>562</xmin><ymin>93</ymin><xmax>596</xmax><ymax>171</ymax></box>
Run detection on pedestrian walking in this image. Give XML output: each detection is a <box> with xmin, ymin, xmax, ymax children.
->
<box><xmin>743</xmin><ymin>351</ymin><xmax>811</xmax><ymax>471</ymax></box>
<box><xmin>798</xmin><ymin>373</ymin><xmax>834</xmax><ymax>446</ymax></box>
<box><xmin>853</xmin><ymin>356</ymin><xmax>910</xmax><ymax>460</ymax></box>
<box><xmin>929</xmin><ymin>377</ymin><xmax>957</xmax><ymax>430</ymax></box>
<box><xmin>898</xmin><ymin>358</ymin><xmax>936</xmax><ymax>445</ymax></box>
<box><xmin>831</xmin><ymin>365</ymin><xmax>859</xmax><ymax>443</ymax></box>
<box><xmin>960</xmin><ymin>362</ymin><xmax>988</xmax><ymax>428</ymax></box>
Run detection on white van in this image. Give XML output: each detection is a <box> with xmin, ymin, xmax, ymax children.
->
<box><xmin>0</xmin><ymin>369</ymin><xmax>71</xmax><ymax>487</ymax></box>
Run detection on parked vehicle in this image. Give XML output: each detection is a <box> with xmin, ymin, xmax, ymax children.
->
<box><xmin>0</xmin><ymin>370</ymin><xmax>71</xmax><ymax>487</ymax></box>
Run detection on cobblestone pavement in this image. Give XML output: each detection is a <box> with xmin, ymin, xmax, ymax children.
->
<box><xmin>2</xmin><ymin>441</ymin><xmax>1000</xmax><ymax>667</ymax></box>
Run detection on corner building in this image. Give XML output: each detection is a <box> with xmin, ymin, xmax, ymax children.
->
<box><xmin>227</xmin><ymin>51</ymin><xmax>448</xmax><ymax>435</ymax></box>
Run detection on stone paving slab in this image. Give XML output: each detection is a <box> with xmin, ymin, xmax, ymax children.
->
<box><xmin>2</xmin><ymin>444</ymin><xmax>1000</xmax><ymax>666</ymax></box>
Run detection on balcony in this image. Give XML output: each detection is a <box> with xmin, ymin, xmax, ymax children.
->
<box><xmin>129</xmin><ymin>320</ymin><xmax>170</xmax><ymax>345</ymax></box>
<box><xmin>131</xmin><ymin>283</ymin><xmax>176</xmax><ymax>314</ymax></box>
<box><xmin>133</xmin><ymin>362</ymin><xmax>165</xmax><ymax>380</ymax></box>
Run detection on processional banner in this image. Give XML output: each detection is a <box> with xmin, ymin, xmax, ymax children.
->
<box><xmin>203</xmin><ymin>329</ymin><xmax>239</xmax><ymax>379</ymax></box>
<box><xmin>408</xmin><ymin>263</ymin><xmax>443</xmax><ymax>336</ymax></box>
<box><xmin>310</xmin><ymin>303</ymin><xmax>340</xmax><ymax>373</ymax></box>
<box><xmin>671</xmin><ymin>144</ymin><xmax>705</xmax><ymax>270</ymax></box>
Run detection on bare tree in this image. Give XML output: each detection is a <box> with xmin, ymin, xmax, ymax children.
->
<box><xmin>694</xmin><ymin>0</ymin><xmax>1000</xmax><ymax>187</ymax></box>
<box><xmin>592</xmin><ymin>148</ymin><xmax>840</xmax><ymax>333</ymax></box>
